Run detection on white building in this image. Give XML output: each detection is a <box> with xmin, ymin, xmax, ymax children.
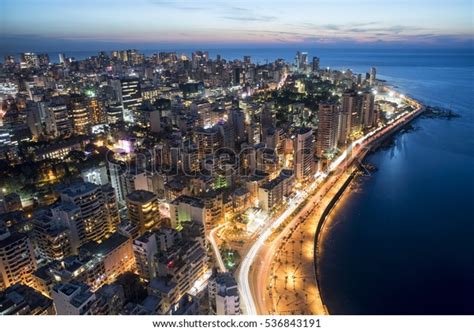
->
<box><xmin>169</xmin><ymin>195</ymin><xmax>206</xmax><ymax>230</ymax></box>
<box><xmin>208</xmin><ymin>272</ymin><xmax>240</xmax><ymax>315</ymax></box>
<box><xmin>52</xmin><ymin>282</ymin><xmax>98</xmax><ymax>315</ymax></box>
<box><xmin>294</xmin><ymin>127</ymin><xmax>315</xmax><ymax>180</ymax></box>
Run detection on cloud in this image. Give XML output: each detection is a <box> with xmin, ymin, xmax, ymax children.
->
<box><xmin>222</xmin><ymin>15</ymin><xmax>277</xmax><ymax>22</ymax></box>
<box><xmin>148</xmin><ymin>0</ymin><xmax>207</xmax><ymax>11</ymax></box>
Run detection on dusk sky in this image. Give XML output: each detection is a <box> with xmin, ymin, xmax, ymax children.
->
<box><xmin>1</xmin><ymin>0</ymin><xmax>473</xmax><ymax>51</ymax></box>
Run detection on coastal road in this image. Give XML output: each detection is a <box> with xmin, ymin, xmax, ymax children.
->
<box><xmin>239</xmin><ymin>93</ymin><xmax>424</xmax><ymax>315</ymax></box>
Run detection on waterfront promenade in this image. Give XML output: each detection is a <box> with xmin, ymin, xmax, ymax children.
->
<box><xmin>244</xmin><ymin>93</ymin><xmax>424</xmax><ymax>315</ymax></box>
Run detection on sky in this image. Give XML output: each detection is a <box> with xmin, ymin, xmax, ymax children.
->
<box><xmin>1</xmin><ymin>0</ymin><xmax>473</xmax><ymax>52</ymax></box>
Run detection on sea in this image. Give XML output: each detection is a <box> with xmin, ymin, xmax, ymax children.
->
<box><xmin>3</xmin><ymin>46</ymin><xmax>474</xmax><ymax>314</ymax></box>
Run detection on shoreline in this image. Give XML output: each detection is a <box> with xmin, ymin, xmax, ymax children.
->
<box><xmin>312</xmin><ymin>97</ymin><xmax>426</xmax><ymax>315</ymax></box>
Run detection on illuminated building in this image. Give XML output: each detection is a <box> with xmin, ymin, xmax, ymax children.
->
<box><xmin>148</xmin><ymin>225</ymin><xmax>207</xmax><ymax>312</ymax></box>
<box><xmin>52</xmin><ymin>282</ymin><xmax>100</xmax><ymax>315</ymax></box>
<box><xmin>20</xmin><ymin>52</ymin><xmax>39</xmax><ymax>69</ymax></box>
<box><xmin>361</xmin><ymin>90</ymin><xmax>376</xmax><ymax>128</ymax></box>
<box><xmin>81</xmin><ymin>164</ymin><xmax>109</xmax><ymax>186</ymax></box>
<box><xmin>316</xmin><ymin>102</ymin><xmax>340</xmax><ymax>157</ymax></box>
<box><xmin>194</xmin><ymin>126</ymin><xmax>222</xmax><ymax>159</ymax></box>
<box><xmin>369</xmin><ymin>67</ymin><xmax>377</xmax><ymax>86</ymax></box>
<box><xmin>339</xmin><ymin>90</ymin><xmax>357</xmax><ymax>145</ymax></box>
<box><xmin>56</xmin><ymin>182</ymin><xmax>119</xmax><ymax>246</ymax></box>
<box><xmin>201</xmin><ymin>190</ymin><xmax>224</xmax><ymax>229</ymax></box>
<box><xmin>79</xmin><ymin>232</ymin><xmax>135</xmax><ymax>285</ymax></box>
<box><xmin>258</xmin><ymin>169</ymin><xmax>294</xmax><ymax>211</ymax></box>
<box><xmin>208</xmin><ymin>272</ymin><xmax>240</xmax><ymax>315</ymax></box>
<box><xmin>121</xmin><ymin>77</ymin><xmax>142</xmax><ymax>123</ymax></box>
<box><xmin>294</xmin><ymin>127</ymin><xmax>315</xmax><ymax>180</ymax></box>
<box><xmin>33</xmin><ymin>136</ymin><xmax>90</xmax><ymax>161</ymax></box>
<box><xmin>133</xmin><ymin>231</ymin><xmax>158</xmax><ymax>280</ymax></box>
<box><xmin>169</xmin><ymin>196</ymin><xmax>206</xmax><ymax>230</ymax></box>
<box><xmin>295</xmin><ymin>51</ymin><xmax>308</xmax><ymax>72</ymax></box>
<box><xmin>126</xmin><ymin>190</ymin><xmax>161</xmax><ymax>235</ymax></box>
<box><xmin>0</xmin><ymin>231</ymin><xmax>37</xmax><ymax>291</ymax></box>
<box><xmin>312</xmin><ymin>56</ymin><xmax>320</xmax><ymax>73</ymax></box>
<box><xmin>87</xmin><ymin>96</ymin><xmax>106</xmax><ymax>125</ymax></box>
<box><xmin>46</xmin><ymin>98</ymin><xmax>73</xmax><ymax>137</ymax></box>
<box><xmin>106</xmin><ymin>104</ymin><xmax>124</xmax><ymax>124</ymax></box>
<box><xmin>69</xmin><ymin>94</ymin><xmax>90</xmax><ymax>135</ymax></box>
<box><xmin>37</xmin><ymin>53</ymin><xmax>50</xmax><ymax>66</ymax></box>
<box><xmin>135</xmin><ymin>102</ymin><xmax>161</xmax><ymax>132</ymax></box>
<box><xmin>32</xmin><ymin>209</ymin><xmax>74</xmax><ymax>261</ymax></box>
<box><xmin>0</xmin><ymin>284</ymin><xmax>55</xmax><ymax>315</ymax></box>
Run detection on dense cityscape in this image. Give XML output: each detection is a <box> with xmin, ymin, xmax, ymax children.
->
<box><xmin>0</xmin><ymin>49</ymin><xmax>425</xmax><ymax>315</ymax></box>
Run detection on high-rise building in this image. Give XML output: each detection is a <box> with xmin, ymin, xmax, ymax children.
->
<box><xmin>316</xmin><ymin>102</ymin><xmax>340</xmax><ymax>157</ymax></box>
<box><xmin>295</xmin><ymin>51</ymin><xmax>308</xmax><ymax>72</ymax></box>
<box><xmin>37</xmin><ymin>53</ymin><xmax>50</xmax><ymax>66</ymax></box>
<box><xmin>133</xmin><ymin>232</ymin><xmax>158</xmax><ymax>280</ymax></box>
<box><xmin>20</xmin><ymin>52</ymin><xmax>39</xmax><ymax>69</ymax></box>
<box><xmin>121</xmin><ymin>77</ymin><xmax>142</xmax><ymax>123</ymax></box>
<box><xmin>312</xmin><ymin>56</ymin><xmax>320</xmax><ymax>73</ymax></box>
<box><xmin>258</xmin><ymin>169</ymin><xmax>294</xmax><ymax>211</ymax></box>
<box><xmin>361</xmin><ymin>90</ymin><xmax>376</xmax><ymax>128</ymax></box>
<box><xmin>58</xmin><ymin>53</ymin><xmax>66</xmax><ymax>64</ymax></box>
<box><xmin>106</xmin><ymin>104</ymin><xmax>124</xmax><ymax>124</ymax></box>
<box><xmin>87</xmin><ymin>97</ymin><xmax>106</xmax><ymax>125</ymax></box>
<box><xmin>126</xmin><ymin>190</ymin><xmax>161</xmax><ymax>235</ymax></box>
<box><xmin>208</xmin><ymin>272</ymin><xmax>240</xmax><ymax>315</ymax></box>
<box><xmin>0</xmin><ymin>231</ymin><xmax>37</xmax><ymax>291</ymax></box>
<box><xmin>369</xmin><ymin>67</ymin><xmax>377</xmax><ymax>86</ymax></box>
<box><xmin>69</xmin><ymin>94</ymin><xmax>90</xmax><ymax>135</ymax></box>
<box><xmin>232</xmin><ymin>67</ymin><xmax>241</xmax><ymax>86</ymax></box>
<box><xmin>339</xmin><ymin>90</ymin><xmax>358</xmax><ymax>145</ymax></box>
<box><xmin>194</xmin><ymin>127</ymin><xmax>222</xmax><ymax>159</ymax></box>
<box><xmin>32</xmin><ymin>209</ymin><xmax>74</xmax><ymax>261</ymax></box>
<box><xmin>46</xmin><ymin>98</ymin><xmax>73</xmax><ymax>137</ymax></box>
<box><xmin>56</xmin><ymin>182</ymin><xmax>119</xmax><ymax>246</ymax></box>
<box><xmin>169</xmin><ymin>196</ymin><xmax>206</xmax><ymax>230</ymax></box>
<box><xmin>148</xmin><ymin>225</ymin><xmax>207</xmax><ymax>312</ymax></box>
<box><xmin>294</xmin><ymin>127</ymin><xmax>315</xmax><ymax>180</ymax></box>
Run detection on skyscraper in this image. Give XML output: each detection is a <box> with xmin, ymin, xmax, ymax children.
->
<box><xmin>317</xmin><ymin>102</ymin><xmax>340</xmax><ymax>157</ymax></box>
<box><xmin>121</xmin><ymin>77</ymin><xmax>142</xmax><ymax>123</ymax></box>
<box><xmin>361</xmin><ymin>90</ymin><xmax>376</xmax><ymax>128</ymax></box>
<box><xmin>339</xmin><ymin>90</ymin><xmax>358</xmax><ymax>145</ymax></box>
<box><xmin>312</xmin><ymin>56</ymin><xmax>320</xmax><ymax>73</ymax></box>
<box><xmin>295</xmin><ymin>51</ymin><xmax>308</xmax><ymax>72</ymax></box>
<box><xmin>69</xmin><ymin>94</ymin><xmax>90</xmax><ymax>135</ymax></box>
<box><xmin>294</xmin><ymin>127</ymin><xmax>315</xmax><ymax>181</ymax></box>
<box><xmin>369</xmin><ymin>67</ymin><xmax>377</xmax><ymax>86</ymax></box>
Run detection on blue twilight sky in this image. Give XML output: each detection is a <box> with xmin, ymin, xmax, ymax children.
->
<box><xmin>1</xmin><ymin>0</ymin><xmax>473</xmax><ymax>51</ymax></box>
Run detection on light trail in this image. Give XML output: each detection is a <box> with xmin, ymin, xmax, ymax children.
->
<box><xmin>238</xmin><ymin>91</ymin><xmax>423</xmax><ymax>315</ymax></box>
<box><xmin>208</xmin><ymin>223</ymin><xmax>228</xmax><ymax>273</ymax></box>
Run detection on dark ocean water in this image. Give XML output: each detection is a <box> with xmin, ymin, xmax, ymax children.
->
<box><xmin>311</xmin><ymin>49</ymin><xmax>474</xmax><ymax>314</ymax></box>
<box><xmin>214</xmin><ymin>47</ymin><xmax>474</xmax><ymax>314</ymax></box>
<box><xmin>3</xmin><ymin>46</ymin><xmax>474</xmax><ymax>314</ymax></box>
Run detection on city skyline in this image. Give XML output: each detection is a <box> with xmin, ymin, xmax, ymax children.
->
<box><xmin>0</xmin><ymin>0</ymin><xmax>473</xmax><ymax>324</ymax></box>
<box><xmin>2</xmin><ymin>0</ymin><xmax>473</xmax><ymax>52</ymax></box>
